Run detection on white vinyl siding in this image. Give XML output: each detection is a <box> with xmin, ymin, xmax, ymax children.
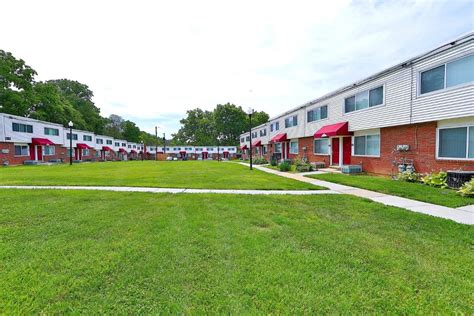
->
<box><xmin>437</xmin><ymin>125</ymin><xmax>474</xmax><ymax>160</ymax></box>
<box><xmin>289</xmin><ymin>141</ymin><xmax>298</xmax><ymax>154</ymax></box>
<box><xmin>353</xmin><ymin>134</ymin><xmax>380</xmax><ymax>157</ymax></box>
<box><xmin>314</xmin><ymin>139</ymin><xmax>329</xmax><ymax>155</ymax></box>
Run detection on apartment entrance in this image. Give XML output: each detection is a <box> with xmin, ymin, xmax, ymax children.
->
<box><xmin>331</xmin><ymin>137</ymin><xmax>351</xmax><ymax>166</ymax></box>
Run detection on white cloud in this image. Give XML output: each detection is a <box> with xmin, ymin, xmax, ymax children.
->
<box><xmin>0</xmin><ymin>0</ymin><xmax>472</xmax><ymax>135</ymax></box>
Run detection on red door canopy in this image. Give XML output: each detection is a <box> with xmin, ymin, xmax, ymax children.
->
<box><xmin>119</xmin><ymin>148</ymin><xmax>127</xmax><ymax>153</ymax></box>
<box><xmin>179</xmin><ymin>151</ymin><xmax>186</xmax><ymax>155</ymax></box>
<box><xmin>32</xmin><ymin>138</ymin><xmax>54</xmax><ymax>146</ymax></box>
<box><xmin>271</xmin><ymin>133</ymin><xmax>287</xmax><ymax>142</ymax></box>
<box><xmin>102</xmin><ymin>146</ymin><xmax>113</xmax><ymax>151</ymax></box>
<box><xmin>130</xmin><ymin>149</ymin><xmax>137</xmax><ymax>154</ymax></box>
<box><xmin>76</xmin><ymin>143</ymin><xmax>92</xmax><ymax>149</ymax></box>
<box><xmin>252</xmin><ymin>140</ymin><xmax>261</xmax><ymax>147</ymax></box>
<box><xmin>240</xmin><ymin>145</ymin><xmax>248</xmax><ymax>150</ymax></box>
<box><xmin>314</xmin><ymin>122</ymin><xmax>352</xmax><ymax>138</ymax></box>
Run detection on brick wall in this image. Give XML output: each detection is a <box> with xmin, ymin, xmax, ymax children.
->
<box><xmin>0</xmin><ymin>143</ymin><xmax>68</xmax><ymax>165</ymax></box>
<box><xmin>352</xmin><ymin>122</ymin><xmax>474</xmax><ymax>175</ymax></box>
<box><xmin>297</xmin><ymin>136</ymin><xmax>331</xmax><ymax>167</ymax></box>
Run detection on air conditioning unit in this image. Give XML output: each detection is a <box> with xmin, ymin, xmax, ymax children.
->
<box><xmin>341</xmin><ymin>165</ymin><xmax>363</xmax><ymax>174</ymax></box>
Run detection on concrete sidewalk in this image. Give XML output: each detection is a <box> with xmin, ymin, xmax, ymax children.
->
<box><xmin>242</xmin><ymin>163</ymin><xmax>473</xmax><ymax>225</ymax></box>
<box><xmin>0</xmin><ymin>185</ymin><xmax>339</xmax><ymax>196</ymax></box>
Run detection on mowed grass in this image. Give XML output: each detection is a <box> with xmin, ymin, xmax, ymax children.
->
<box><xmin>0</xmin><ymin>190</ymin><xmax>472</xmax><ymax>314</ymax></box>
<box><xmin>0</xmin><ymin>161</ymin><xmax>321</xmax><ymax>190</ymax></box>
<box><xmin>306</xmin><ymin>173</ymin><xmax>473</xmax><ymax>208</ymax></box>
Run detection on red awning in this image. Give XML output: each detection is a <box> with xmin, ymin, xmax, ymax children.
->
<box><xmin>202</xmin><ymin>151</ymin><xmax>208</xmax><ymax>153</ymax></box>
<box><xmin>240</xmin><ymin>145</ymin><xmax>248</xmax><ymax>150</ymax></box>
<box><xmin>314</xmin><ymin>122</ymin><xmax>352</xmax><ymax>138</ymax></box>
<box><xmin>118</xmin><ymin>148</ymin><xmax>127</xmax><ymax>153</ymax></box>
<box><xmin>130</xmin><ymin>149</ymin><xmax>137</xmax><ymax>154</ymax></box>
<box><xmin>252</xmin><ymin>140</ymin><xmax>261</xmax><ymax>146</ymax></box>
<box><xmin>32</xmin><ymin>138</ymin><xmax>54</xmax><ymax>146</ymax></box>
<box><xmin>102</xmin><ymin>146</ymin><xmax>113</xmax><ymax>151</ymax></box>
<box><xmin>223</xmin><ymin>151</ymin><xmax>229</xmax><ymax>154</ymax></box>
<box><xmin>76</xmin><ymin>143</ymin><xmax>92</xmax><ymax>149</ymax></box>
<box><xmin>271</xmin><ymin>133</ymin><xmax>287</xmax><ymax>142</ymax></box>
<box><xmin>179</xmin><ymin>151</ymin><xmax>186</xmax><ymax>154</ymax></box>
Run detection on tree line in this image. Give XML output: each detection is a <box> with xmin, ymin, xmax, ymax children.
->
<box><xmin>1</xmin><ymin>49</ymin><xmax>270</xmax><ymax>146</ymax></box>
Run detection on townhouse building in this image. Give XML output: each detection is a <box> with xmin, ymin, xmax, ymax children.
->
<box><xmin>241</xmin><ymin>32</ymin><xmax>474</xmax><ymax>175</ymax></box>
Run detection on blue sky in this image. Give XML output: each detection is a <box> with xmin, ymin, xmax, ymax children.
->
<box><xmin>1</xmin><ymin>0</ymin><xmax>473</xmax><ymax>136</ymax></box>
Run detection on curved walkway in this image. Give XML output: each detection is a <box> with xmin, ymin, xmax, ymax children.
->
<box><xmin>241</xmin><ymin>163</ymin><xmax>473</xmax><ymax>225</ymax></box>
<box><xmin>0</xmin><ymin>185</ymin><xmax>338</xmax><ymax>195</ymax></box>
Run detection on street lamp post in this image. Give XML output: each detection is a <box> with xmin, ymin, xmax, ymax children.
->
<box><xmin>163</xmin><ymin>133</ymin><xmax>166</xmax><ymax>156</ymax></box>
<box><xmin>216</xmin><ymin>134</ymin><xmax>223</xmax><ymax>162</ymax></box>
<box><xmin>141</xmin><ymin>141</ymin><xmax>144</xmax><ymax>161</ymax></box>
<box><xmin>247</xmin><ymin>108</ymin><xmax>254</xmax><ymax>170</ymax></box>
<box><xmin>68</xmin><ymin>121</ymin><xmax>73</xmax><ymax>165</ymax></box>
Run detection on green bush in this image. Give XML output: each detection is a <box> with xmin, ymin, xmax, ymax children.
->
<box><xmin>278</xmin><ymin>161</ymin><xmax>291</xmax><ymax>172</ymax></box>
<box><xmin>253</xmin><ymin>158</ymin><xmax>268</xmax><ymax>165</ymax></box>
<box><xmin>458</xmin><ymin>178</ymin><xmax>474</xmax><ymax>197</ymax></box>
<box><xmin>397</xmin><ymin>171</ymin><xmax>421</xmax><ymax>183</ymax></box>
<box><xmin>421</xmin><ymin>172</ymin><xmax>448</xmax><ymax>188</ymax></box>
<box><xmin>296</xmin><ymin>164</ymin><xmax>313</xmax><ymax>172</ymax></box>
<box><xmin>270</xmin><ymin>157</ymin><xmax>278</xmax><ymax>166</ymax></box>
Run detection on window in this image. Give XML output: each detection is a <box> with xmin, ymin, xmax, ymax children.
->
<box><xmin>207</xmin><ymin>148</ymin><xmax>213</xmax><ymax>151</ymax></box>
<box><xmin>246</xmin><ymin>136</ymin><xmax>250</xmax><ymax>141</ymax></box>
<box><xmin>252</xmin><ymin>132</ymin><xmax>258</xmax><ymax>138</ymax></box>
<box><xmin>345</xmin><ymin>86</ymin><xmax>384</xmax><ymax>113</ymax></box>
<box><xmin>122</xmin><ymin>143</ymin><xmax>126</xmax><ymax>147</ymax></box>
<box><xmin>353</xmin><ymin>135</ymin><xmax>380</xmax><ymax>156</ymax></box>
<box><xmin>420</xmin><ymin>54</ymin><xmax>474</xmax><ymax>95</ymax></box>
<box><xmin>270</xmin><ymin>124</ymin><xmax>274</xmax><ymax>132</ymax></box>
<box><xmin>96</xmin><ymin>139</ymin><xmax>103</xmax><ymax>144</ymax></box>
<box><xmin>12</xmin><ymin>122</ymin><xmax>33</xmax><ymax>133</ymax></box>
<box><xmin>114</xmin><ymin>142</ymin><xmax>120</xmax><ymax>146</ymax></box>
<box><xmin>107</xmin><ymin>140</ymin><xmax>113</xmax><ymax>145</ymax></box>
<box><xmin>14</xmin><ymin>145</ymin><xmax>29</xmax><ymax>156</ymax></box>
<box><xmin>314</xmin><ymin>139</ymin><xmax>329</xmax><ymax>155</ymax></box>
<box><xmin>43</xmin><ymin>145</ymin><xmax>55</xmax><ymax>156</ymax></box>
<box><xmin>307</xmin><ymin>105</ymin><xmax>328</xmax><ymax>122</ymax></box>
<box><xmin>83</xmin><ymin>135</ymin><xmax>92</xmax><ymax>142</ymax></box>
<box><xmin>44</xmin><ymin>127</ymin><xmax>59</xmax><ymax>136</ymax></box>
<box><xmin>262</xmin><ymin>145</ymin><xmax>267</xmax><ymax>154</ymax></box>
<box><xmin>128</xmin><ymin>145</ymin><xmax>131</xmax><ymax>148</ymax></box>
<box><xmin>260</xmin><ymin>129</ymin><xmax>267</xmax><ymax>137</ymax></box>
<box><xmin>290</xmin><ymin>141</ymin><xmax>298</xmax><ymax>154</ymax></box>
<box><xmin>66</xmin><ymin>133</ymin><xmax>78</xmax><ymax>140</ymax></box>
<box><xmin>284</xmin><ymin>115</ymin><xmax>298</xmax><ymax>128</ymax></box>
<box><xmin>274</xmin><ymin>143</ymin><xmax>282</xmax><ymax>153</ymax></box>
<box><xmin>438</xmin><ymin>126</ymin><xmax>474</xmax><ymax>159</ymax></box>
<box><xmin>271</xmin><ymin>121</ymin><xmax>280</xmax><ymax>132</ymax></box>
<box><xmin>82</xmin><ymin>149</ymin><xmax>90</xmax><ymax>156</ymax></box>
<box><xmin>240</xmin><ymin>137</ymin><xmax>244</xmax><ymax>142</ymax></box>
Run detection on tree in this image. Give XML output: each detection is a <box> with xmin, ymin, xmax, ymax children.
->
<box><xmin>172</xmin><ymin>108</ymin><xmax>216</xmax><ymax>145</ymax></box>
<box><xmin>47</xmin><ymin>79</ymin><xmax>106</xmax><ymax>134</ymax></box>
<box><xmin>248</xmin><ymin>110</ymin><xmax>269</xmax><ymax>129</ymax></box>
<box><xmin>122</xmin><ymin>120</ymin><xmax>141</xmax><ymax>143</ymax></box>
<box><xmin>0</xmin><ymin>50</ymin><xmax>37</xmax><ymax>116</ymax></box>
<box><xmin>213</xmin><ymin>103</ymin><xmax>247</xmax><ymax>146</ymax></box>
<box><xmin>104</xmin><ymin>114</ymin><xmax>124</xmax><ymax>138</ymax></box>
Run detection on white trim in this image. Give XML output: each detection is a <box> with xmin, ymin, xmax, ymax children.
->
<box><xmin>435</xmin><ymin>125</ymin><xmax>474</xmax><ymax>160</ymax></box>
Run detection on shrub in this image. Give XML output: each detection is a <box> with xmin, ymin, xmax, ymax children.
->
<box><xmin>270</xmin><ymin>157</ymin><xmax>278</xmax><ymax>166</ymax></box>
<box><xmin>278</xmin><ymin>161</ymin><xmax>291</xmax><ymax>172</ymax></box>
<box><xmin>397</xmin><ymin>171</ymin><xmax>421</xmax><ymax>182</ymax></box>
<box><xmin>458</xmin><ymin>178</ymin><xmax>474</xmax><ymax>197</ymax></box>
<box><xmin>253</xmin><ymin>158</ymin><xmax>268</xmax><ymax>165</ymax></box>
<box><xmin>421</xmin><ymin>172</ymin><xmax>448</xmax><ymax>188</ymax></box>
<box><xmin>296</xmin><ymin>164</ymin><xmax>313</xmax><ymax>172</ymax></box>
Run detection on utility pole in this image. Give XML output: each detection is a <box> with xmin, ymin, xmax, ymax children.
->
<box><xmin>155</xmin><ymin>126</ymin><xmax>158</xmax><ymax>161</ymax></box>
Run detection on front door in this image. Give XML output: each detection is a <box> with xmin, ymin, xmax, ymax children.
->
<box><xmin>331</xmin><ymin>138</ymin><xmax>339</xmax><ymax>165</ymax></box>
<box><xmin>36</xmin><ymin>145</ymin><xmax>43</xmax><ymax>161</ymax></box>
<box><xmin>343</xmin><ymin>137</ymin><xmax>351</xmax><ymax>165</ymax></box>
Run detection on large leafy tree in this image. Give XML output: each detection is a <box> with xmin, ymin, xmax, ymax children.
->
<box><xmin>172</xmin><ymin>108</ymin><xmax>216</xmax><ymax>145</ymax></box>
<box><xmin>0</xmin><ymin>50</ymin><xmax>37</xmax><ymax>116</ymax></box>
<box><xmin>47</xmin><ymin>79</ymin><xmax>106</xmax><ymax>134</ymax></box>
<box><xmin>213</xmin><ymin>103</ymin><xmax>247</xmax><ymax>146</ymax></box>
<box><xmin>104</xmin><ymin>114</ymin><xmax>124</xmax><ymax>138</ymax></box>
<box><xmin>248</xmin><ymin>110</ymin><xmax>270</xmax><ymax>129</ymax></box>
<box><xmin>122</xmin><ymin>120</ymin><xmax>141</xmax><ymax>143</ymax></box>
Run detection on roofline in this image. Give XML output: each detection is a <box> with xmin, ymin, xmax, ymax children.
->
<box><xmin>268</xmin><ymin>31</ymin><xmax>474</xmax><ymax>121</ymax></box>
<box><xmin>0</xmin><ymin>112</ymin><xmax>66</xmax><ymax>128</ymax></box>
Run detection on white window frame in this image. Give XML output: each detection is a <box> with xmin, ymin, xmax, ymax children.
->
<box><xmin>307</xmin><ymin>105</ymin><xmax>329</xmax><ymax>123</ymax></box>
<box><xmin>351</xmin><ymin>134</ymin><xmax>381</xmax><ymax>157</ymax></box>
<box><xmin>289</xmin><ymin>140</ymin><xmax>298</xmax><ymax>154</ymax></box>
<box><xmin>82</xmin><ymin>149</ymin><xmax>90</xmax><ymax>156</ymax></box>
<box><xmin>417</xmin><ymin>53</ymin><xmax>474</xmax><ymax>97</ymax></box>
<box><xmin>274</xmin><ymin>143</ymin><xmax>282</xmax><ymax>153</ymax></box>
<box><xmin>313</xmin><ymin>139</ymin><xmax>330</xmax><ymax>155</ymax></box>
<box><xmin>435</xmin><ymin>125</ymin><xmax>474</xmax><ymax>161</ymax></box>
<box><xmin>14</xmin><ymin>144</ymin><xmax>29</xmax><ymax>157</ymax></box>
<box><xmin>343</xmin><ymin>84</ymin><xmax>385</xmax><ymax>115</ymax></box>
<box><xmin>43</xmin><ymin>145</ymin><xmax>55</xmax><ymax>156</ymax></box>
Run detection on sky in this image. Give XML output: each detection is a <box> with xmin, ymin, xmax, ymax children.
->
<box><xmin>1</xmin><ymin>0</ymin><xmax>473</xmax><ymax>136</ymax></box>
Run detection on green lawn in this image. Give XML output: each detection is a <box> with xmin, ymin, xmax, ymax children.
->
<box><xmin>0</xmin><ymin>161</ymin><xmax>321</xmax><ymax>190</ymax></box>
<box><xmin>306</xmin><ymin>173</ymin><xmax>473</xmax><ymax>208</ymax></box>
<box><xmin>0</xmin><ymin>190</ymin><xmax>472</xmax><ymax>314</ymax></box>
